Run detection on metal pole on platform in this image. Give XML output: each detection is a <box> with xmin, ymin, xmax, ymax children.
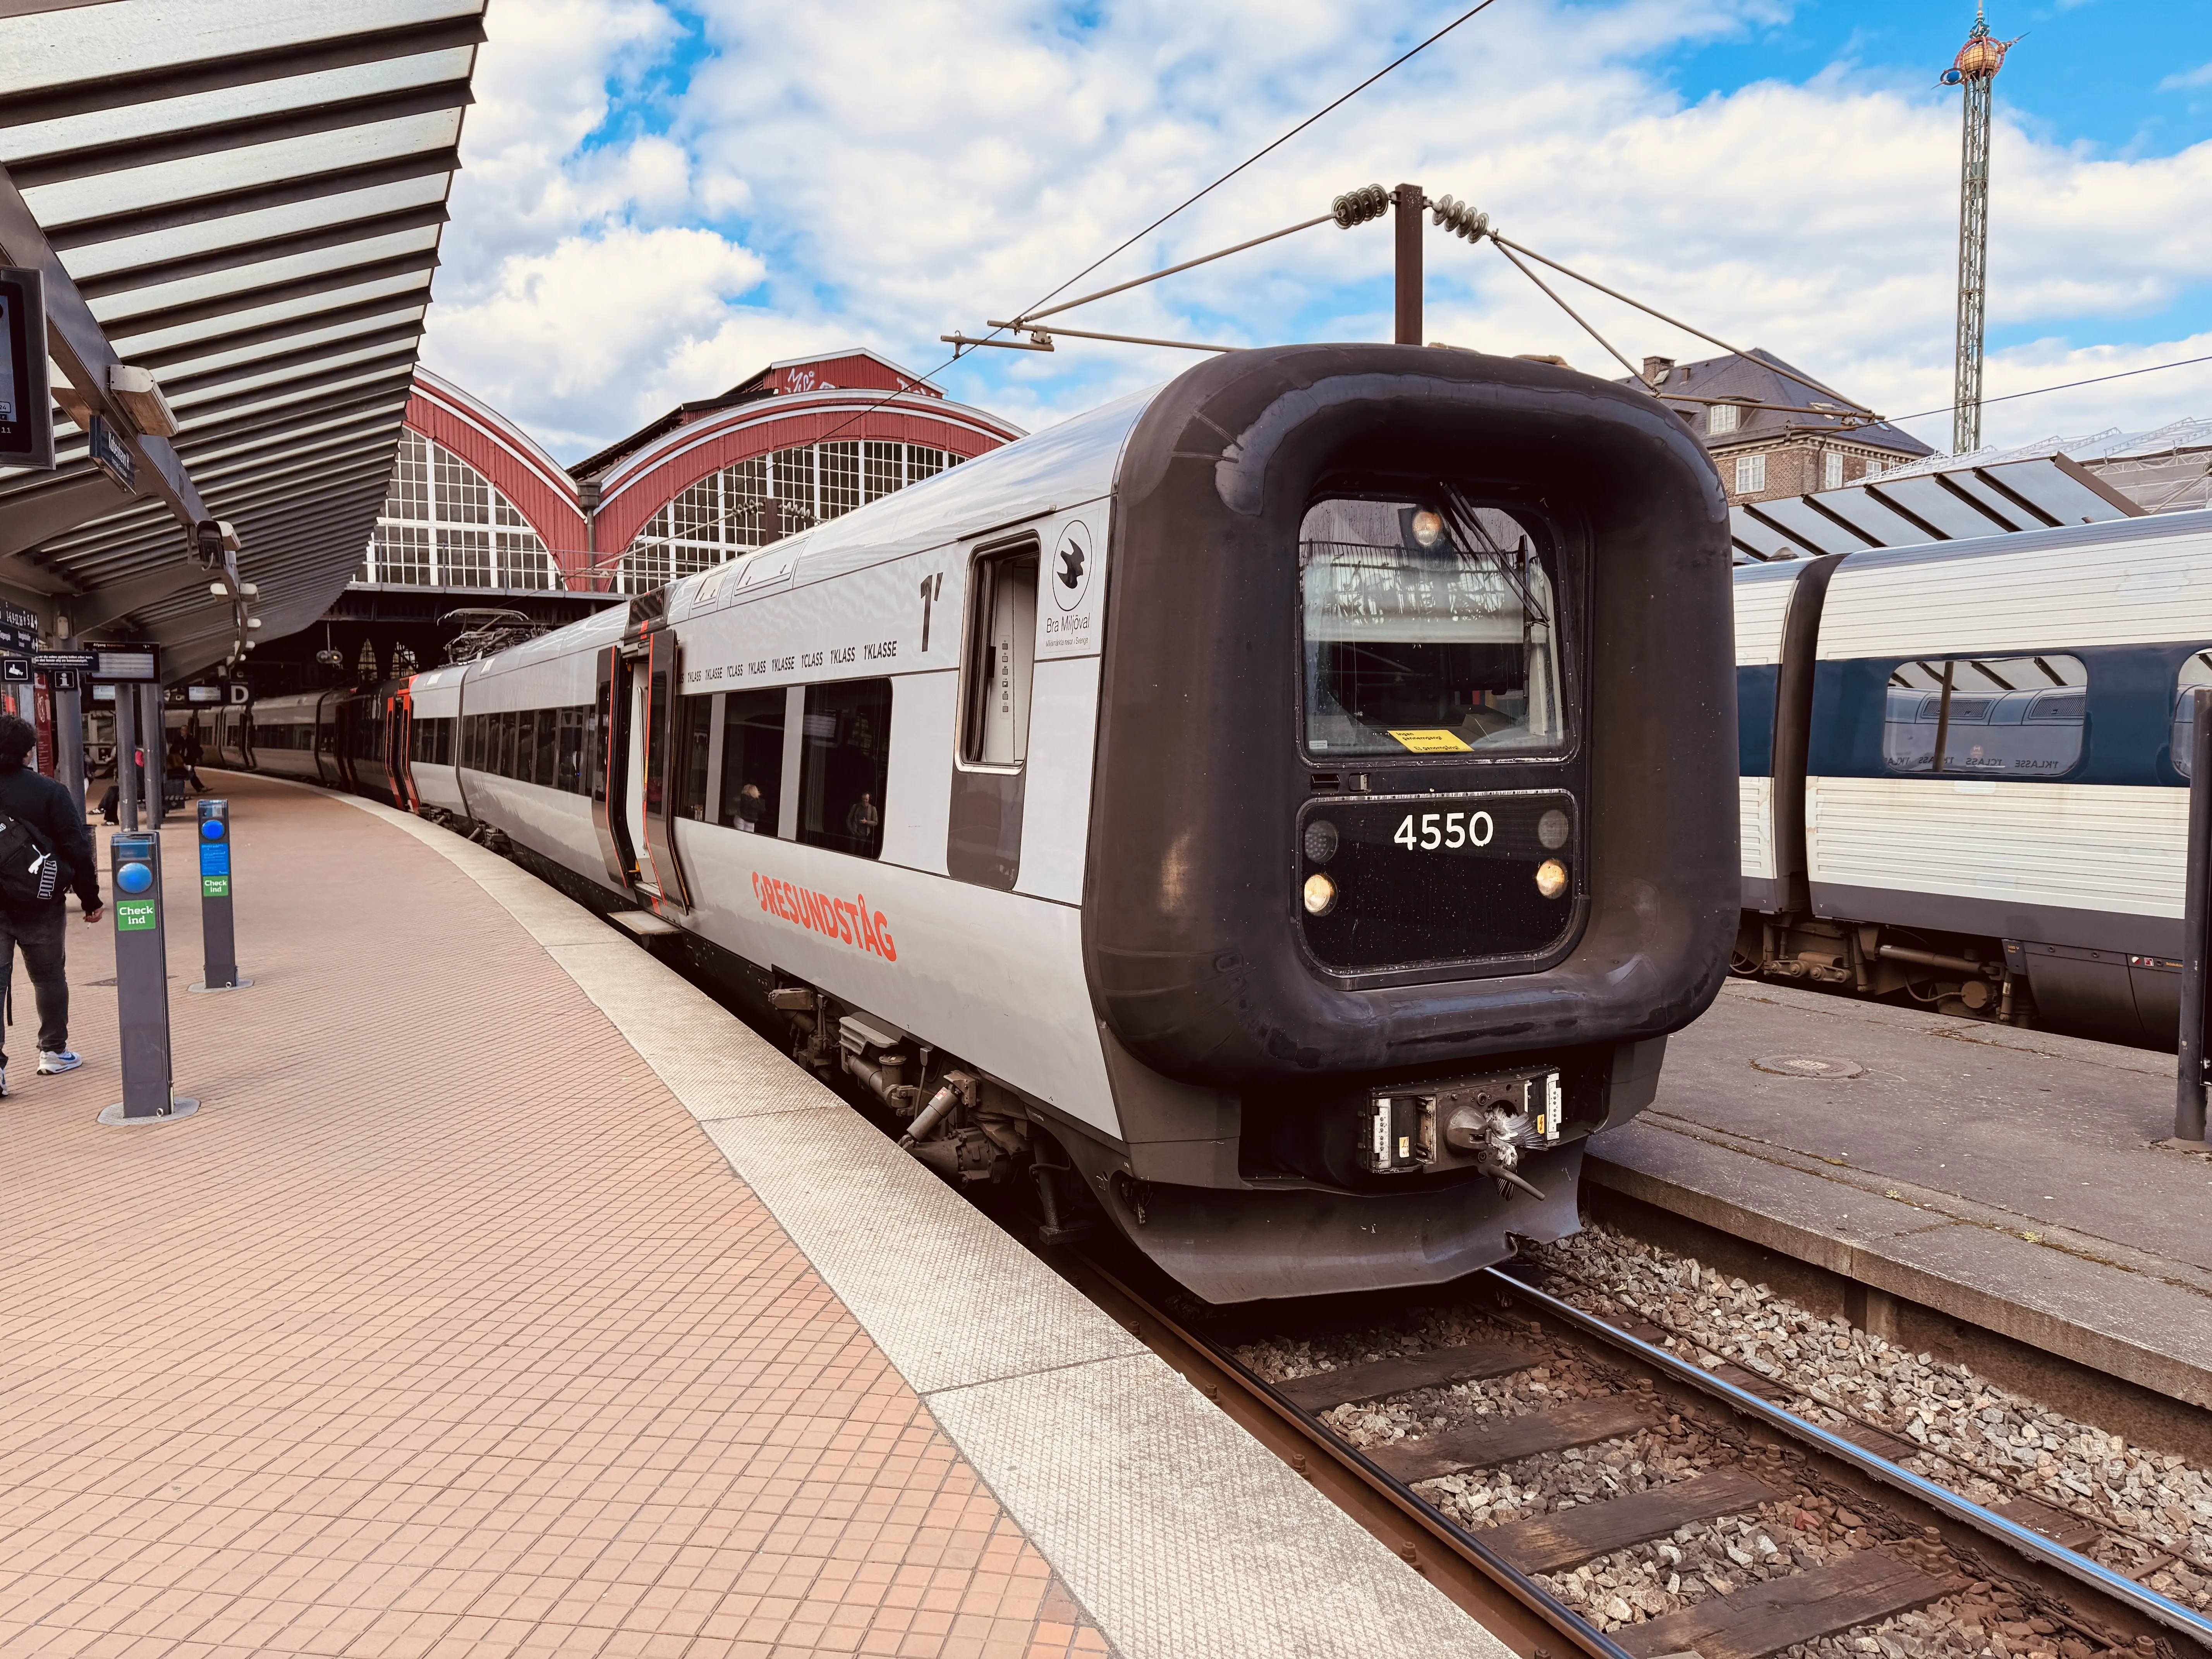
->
<box><xmin>189</xmin><ymin>797</ymin><xmax>249</xmax><ymax>993</ymax></box>
<box><xmin>142</xmin><ymin>684</ymin><xmax>164</xmax><ymax>831</ymax></box>
<box><xmin>115</xmin><ymin>684</ymin><xmax>139</xmax><ymax>832</ymax></box>
<box><xmin>2176</xmin><ymin>687</ymin><xmax>2212</xmax><ymax>1146</ymax></box>
<box><xmin>99</xmin><ymin>831</ymin><xmax>199</xmax><ymax>1125</ymax></box>
<box><xmin>53</xmin><ymin>672</ymin><xmax>84</xmax><ymax>818</ymax></box>
<box><xmin>1394</xmin><ymin>182</ymin><xmax>1423</xmax><ymax>345</ymax></box>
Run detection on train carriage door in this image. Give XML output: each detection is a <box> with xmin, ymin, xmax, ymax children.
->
<box><xmin>949</xmin><ymin>536</ymin><xmax>1040</xmax><ymax>889</ymax></box>
<box><xmin>592</xmin><ymin>644</ymin><xmax>641</xmax><ymax>893</ymax></box>
<box><xmin>635</xmin><ymin>629</ymin><xmax>695</xmax><ymax>909</ymax></box>
<box><xmin>386</xmin><ymin>688</ymin><xmax>416</xmax><ymax>811</ymax></box>
<box><xmin>314</xmin><ymin>692</ymin><xmax>338</xmax><ymax>785</ymax></box>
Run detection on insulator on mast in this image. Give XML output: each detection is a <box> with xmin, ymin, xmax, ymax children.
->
<box><xmin>1331</xmin><ymin>184</ymin><xmax>1389</xmax><ymax>228</ymax></box>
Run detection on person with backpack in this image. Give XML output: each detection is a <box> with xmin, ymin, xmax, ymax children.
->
<box><xmin>0</xmin><ymin>714</ymin><xmax>101</xmax><ymax>1093</ymax></box>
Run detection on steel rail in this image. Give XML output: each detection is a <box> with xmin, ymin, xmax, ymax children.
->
<box><xmin>1482</xmin><ymin>1267</ymin><xmax>2212</xmax><ymax>1648</ymax></box>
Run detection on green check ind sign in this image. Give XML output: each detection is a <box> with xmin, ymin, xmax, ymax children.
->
<box><xmin>202</xmin><ymin>876</ymin><xmax>228</xmax><ymax>898</ymax></box>
<box><xmin>115</xmin><ymin>899</ymin><xmax>157</xmax><ymax>931</ymax></box>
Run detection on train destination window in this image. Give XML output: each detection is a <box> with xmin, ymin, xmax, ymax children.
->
<box><xmin>1883</xmin><ymin>654</ymin><xmax>2087</xmax><ymax>778</ymax></box>
<box><xmin>2173</xmin><ymin>650</ymin><xmax>2212</xmax><ymax>779</ymax></box>
<box><xmin>1299</xmin><ymin>497</ymin><xmax>1563</xmax><ymax>759</ymax></box>
<box><xmin>719</xmin><ymin>689</ymin><xmax>785</xmax><ymax>833</ymax></box>
<box><xmin>799</xmin><ymin>679</ymin><xmax>891</xmax><ymax>859</ymax></box>
<box><xmin>961</xmin><ymin>543</ymin><xmax>1039</xmax><ymax>766</ymax></box>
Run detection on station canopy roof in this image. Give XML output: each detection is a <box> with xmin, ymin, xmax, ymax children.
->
<box><xmin>0</xmin><ymin>0</ymin><xmax>483</xmax><ymax>680</ymax></box>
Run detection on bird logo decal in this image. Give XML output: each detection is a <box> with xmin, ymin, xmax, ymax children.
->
<box><xmin>1057</xmin><ymin>544</ymin><xmax>1085</xmax><ymax>591</ymax></box>
<box><xmin>1051</xmin><ymin>525</ymin><xmax>1092</xmax><ymax>613</ymax></box>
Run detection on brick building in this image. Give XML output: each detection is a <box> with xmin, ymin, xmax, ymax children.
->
<box><xmin>1621</xmin><ymin>350</ymin><xmax>1935</xmax><ymax>506</ymax></box>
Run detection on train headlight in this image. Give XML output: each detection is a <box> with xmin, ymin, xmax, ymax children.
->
<box><xmin>1410</xmin><ymin>509</ymin><xmax>1445</xmax><ymax>548</ymax></box>
<box><xmin>1535</xmin><ymin>859</ymin><xmax>1568</xmax><ymax>899</ymax></box>
<box><xmin>1302</xmin><ymin>872</ymin><xmax>1338</xmax><ymax>915</ymax></box>
<box><xmin>1303</xmin><ymin>818</ymin><xmax>1339</xmax><ymax>865</ymax></box>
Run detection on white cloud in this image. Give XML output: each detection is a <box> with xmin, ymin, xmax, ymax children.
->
<box><xmin>421</xmin><ymin>0</ymin><xmax>2212</xmax><ymax>462</ymax></box>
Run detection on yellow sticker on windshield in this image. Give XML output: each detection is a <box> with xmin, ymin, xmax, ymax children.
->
<box><xmin>1387</xmin><ymin>728</ymin><xmax>1473</xmax><ymax>753</ymax></box>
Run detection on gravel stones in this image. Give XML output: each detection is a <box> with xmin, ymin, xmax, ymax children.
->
<box><xmin>1525</xmin><ymin>1223</ymin><xmax>2212</xmax><ymax>1616</ymax></box>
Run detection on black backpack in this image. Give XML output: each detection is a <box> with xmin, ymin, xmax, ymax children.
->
<box><xmin>0</xmin><ymin>811</ymin><xmax>61</xmax><ymax>906</ymax></box>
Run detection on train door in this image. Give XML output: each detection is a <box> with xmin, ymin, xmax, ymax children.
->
<box><xmin>636</xmin><ymin>628</ymin><xmax>694</xmax><ymax>909</ymax></box>
<box><xmin>591</xmin><ymin>644</ymin><xmax>641</xmax><ymax>893</ymax></box>
<box><xmin>385</xmin><ymin>686</ymin><xmax>415</xmax><ymax>811</ymax></box>
<box><xmin>313</xmin><ymin>692</ymin><xmax>338</xmax><ymax>785</ymax></box>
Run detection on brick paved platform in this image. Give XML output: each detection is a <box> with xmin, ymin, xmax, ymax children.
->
<box><xmin>1</xmin><ymin>776</ymin><xmax>1108</xmax><ymax>1659</ymax></box>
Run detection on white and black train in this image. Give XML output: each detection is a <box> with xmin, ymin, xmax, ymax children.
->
<box><xmin>232</xmin><ymin>346</ymin><xmax>1740</xmax><ymax>1302</ymax></box>
<box><xmin>1735</xmin><ymin>510</ymin><xmax>2212</xmax><ymax>1049</ymax></box>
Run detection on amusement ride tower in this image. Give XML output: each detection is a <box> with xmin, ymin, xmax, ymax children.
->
<box><xmin>1943</xmin><ymin>4</ymin><xmax>2017</xmax><ymax>455</ymax></box>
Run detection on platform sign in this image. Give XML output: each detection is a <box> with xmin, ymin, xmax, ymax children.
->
<box><xmin>0</xmin><ymin>267</ymin><xmax>54</xmax><ymax>471</ymax></box>
<box><xmin>87</xmin><ymin>414</ymin><xmax>134</xmax><ymax>491</ymax></box>
<box><xmin>109</xmin><ymin>833</ymin><xmax>179</xmax><ymax>1117</ymax></box>
<box><xmin>191</xmin><ymin>799</ymin><xmax>248</xmax><ymax>994</ymax></box>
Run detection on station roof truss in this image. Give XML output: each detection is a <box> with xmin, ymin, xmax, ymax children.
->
<box><xmin>0</xmin><ymin>0</ymin><xmax>484</xmax><ymax>680</ymax></box>
<box><xmin>1729</xmin><ymin>453</ymin><xmax>2143</xmax><ymax>564</ymax></box>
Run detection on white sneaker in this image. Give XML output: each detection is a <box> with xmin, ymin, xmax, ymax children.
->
<box><xmin>38</xmin><ymin>1050</ymin><xmax>81</xmax><ymax>1075</ymax></box>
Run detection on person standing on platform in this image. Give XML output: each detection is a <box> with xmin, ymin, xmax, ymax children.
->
<box><xmin>0</xmin><ymin>713</ymin><xmax>102</xmax><ymax>1093</ymax></box>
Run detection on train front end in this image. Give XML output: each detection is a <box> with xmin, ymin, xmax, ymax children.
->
<box><xmin>1075</xmin><ymin>343</ymin><xmax>1738</xmax><ymax>1301</ymax></box>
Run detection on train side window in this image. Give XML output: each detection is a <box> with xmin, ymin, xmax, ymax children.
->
<box><xmin>2174</xmin><ymin>650</ymin><xmax>2212</xmax><ymax>779</ymax></box>
<box><xmin>960</xmin><ymin>543</ymin><xmax>1039</xmax><ymax>767</ymax></box>
<box><xmin>798</xmin><ymin>679</ymin><xmax>891</xmax><ymax>858</ymax></box>
<box><xmin>557</xmin><ymin>706</ymin><xmax>586</xmax><ymax>793</ymax></box>
<box><xmin>498</xmin><ymin>710</ymin><xmax>519</xmax><ymax>778</ymax></box>
<box><xmin>718</xmin><ymin>689</ymin><xmax>785</xmax><ymax>833</ymax></box>
<box><xmin>533</xmin><ymin>708</ymin><xmax>558</xmax><ymax>788</ymax></box>
<box><xmin>675</xmin><ymin>696</ymin><xmax>713</xmax><ymax>820</ymax></box>
<box><xmin>1882</xmin><ymin>654</ymin><xmax>2087</xmax><ymax>778</ymax></box>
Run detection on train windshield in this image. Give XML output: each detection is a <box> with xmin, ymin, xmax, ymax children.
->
<box><xmin>1299</xmin><ymin>497</ymin><xmax>1563</xmax><ymax>759</ymax></box>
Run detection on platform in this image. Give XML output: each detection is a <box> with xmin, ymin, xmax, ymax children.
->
<box><xmin>1589</xmin><ymin>977</ymin><xmax>2212</xmax><ymax>1424</ymax></box>
<box><xmin>1</xmin><ymin>774</ymin><xmax>1501</xmax><ymax>1659</ymax></box>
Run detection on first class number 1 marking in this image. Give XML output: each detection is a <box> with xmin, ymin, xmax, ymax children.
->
<box><xmin>1395</xmin><ymin>810</ymin><xmax>1493</xmax><ymax>851</ymax></box>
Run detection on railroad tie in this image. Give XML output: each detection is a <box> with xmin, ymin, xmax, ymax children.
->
<box><xmin>1369</xmin><ymin>1396</ymin><xmax>1654</xmax><ymax>1484</ymax></box>
<box><xmin>1615</xmin><ymin>1551</ymin><xmax>1969</xmax><ymax>1659</ymax></box>
<box><xmin>1482</xmin><ymin>1468</ymin><xmax>1779</xmax><ymax>1575</ymax></box>
<box><xmin>1275</xmin><ymin>1341</ymin><xmax>1546</xmax><ymax>1412</ymax></box>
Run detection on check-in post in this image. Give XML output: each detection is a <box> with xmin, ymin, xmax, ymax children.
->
<box><xmin>101</xmin><ymin>833</ymin><xmax>198</xmax><ymax>1124</ymax></box>
<box><xmin>190</xmin><ymin>799</ymin><xmax>249</xmax><ymax>992</ymax></box>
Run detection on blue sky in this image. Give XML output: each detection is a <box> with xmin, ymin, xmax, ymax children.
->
<box><xmin>426</xmin><ymin>0</ymin><xmax>2212</xmax><ymax>460</ymax></box>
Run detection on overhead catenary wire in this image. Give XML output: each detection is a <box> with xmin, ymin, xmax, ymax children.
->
<box><xmin>1009</xmin><ymin>213</ymin><xmax>1334</xmax><ymax>328</ymax></box>
<box><xmin>1488</xmin><ymin>239</ymin><xmax>1642</xmax><ymax>383</ymax></box>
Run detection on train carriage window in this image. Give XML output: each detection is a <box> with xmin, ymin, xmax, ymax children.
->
<box><xmin>960</xmin><ymin>543</ymin><xmax>1039</xmax><ymax>766</ymax></box>
<box><xmin>557</xmin><ymin>706</ymin><xmax>586</xmax><ymax>793</ymax></box>
<box><xmin>498</xmin><ymin>710</ymin><xmax>519</xmax><ymax>778</ymax></box>
<box><xmin>1299</xmin><ymin>498</ymin><xmax>1564</xmax><ymax>758</ymax></box>
<box><xmin>718</xmin><ymin>689</ymin><xmax>785</xmax><ymax>833</ymax></box>
<box><xmin>644</xmin><ymin>661</ymin><xmax>672</xmax><ymax>819</ymax></box>
<box><xmin>677</xmin><ymin>696</ymin><xmax>713</xmax><ymax>819</ymax></box>
<box><xmin>1882</xmin><ymin>654</ymin><xmax>2087</xmax><ymax>778</ymax></box>
<box><xmin>2173</xmin><ymin>650</ymin><xmax>2212</xmax><ymax>779</ymax></box>
<box><xmin>534</xmin><ymin>708</ymin><xmax>557</xmax><ymax>788</ymax></box>
<box><xmin>798</xmin><ymin>679</ymin><xmax>891</xmax><ymax>859</ymax></box>
<box><xmin>519</xmin><ymin>707</ymin><xmax>542</xmax><ymax>783</ymax></box>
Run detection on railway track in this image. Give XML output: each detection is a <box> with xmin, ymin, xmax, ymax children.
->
<box><xmin>1042</xmin><ymin>1241</ymin><xmax>2212</xmax><ymax>1659</ymax></box>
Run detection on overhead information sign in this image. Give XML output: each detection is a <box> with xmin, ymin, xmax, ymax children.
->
<box><xmin>0</xmin><ymin>268</ymin><xmax>54</xmax><ymax>471</ymax></box>
<box><xmin>87</xmin><ymin>643</ymin><xmax>159</xmax><ymax>682</ymax></box>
